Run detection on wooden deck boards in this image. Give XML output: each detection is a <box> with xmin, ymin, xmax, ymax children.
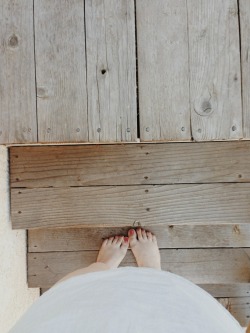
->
<box><xmin>10</xmin><ymin>141</ymin><xmax>250</xmax><ymax>326</ymax></box>
<box><xmin>1</xmin><ymin>0</ymin><xmax>250</xmax><ymax>144</ymax></box>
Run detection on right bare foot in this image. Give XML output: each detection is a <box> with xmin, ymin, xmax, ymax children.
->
<box><xmin>128</xmin><ymin>228</ymin><xmax>161</xmax><ymax>270</ymax></box>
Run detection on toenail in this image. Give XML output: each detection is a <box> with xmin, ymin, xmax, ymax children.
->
<box><xmin>124</xmin><ymin>237</ymin><xmax>129</xmax><ymax>242</ymax></box>
<box><xmin>129</xmin><ymin>229</ymin><xmax>134</xmax><ymax>235</ymax></box>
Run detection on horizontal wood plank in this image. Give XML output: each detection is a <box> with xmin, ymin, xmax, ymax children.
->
<box><xmin>28</xmin><ymin>224</ymin><xmax>250</xmax><ymax>251</ymax></box>
<box><xmin>217</xmin><ymin>297</ymin><xmax>250</xmax><ymax>327</ymax></box>
<box><xmin>12</xmin><ymin>183</ymin><xmax>250</xmax><ymax>229</ymax></box>
<box><xmin>9</xmin><ymin>141</ymin><xmax>250</xmax><ymax>188</ymax></box>
<box><xmin>28</xmin><ymin>248</ymin><xmax>250</xmax><ymax>288</ymax></box>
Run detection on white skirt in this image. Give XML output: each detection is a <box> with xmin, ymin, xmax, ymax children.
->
<box><xmin>10</xmin><ymin>267</ymin><xmax>244</xmax><ymax>333</ymax></box>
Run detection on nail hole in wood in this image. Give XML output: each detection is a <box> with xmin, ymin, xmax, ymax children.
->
<box><xmin>232</xmin><ymin>125</ymin><xmax>237</xmax><ymax>131</ymax></box>
<box><xmin>16</xmin><ymin>178</ymin><xmax>19</xmax><ymax>181</ymax></box>
<box><xmin>146</xmin><ymin>208</ymin><xmax>150</xmax><ymax>212</ymax></box>
<box><xmin>144</xmin><ymin>176</ymin><xmax>148</xmax><ymax>180</ymax></box>
<box><xmin>238</xmin><ymin>174</ymin><xmax>242</xmax><ymax>178</ymax></box>
<box><xmin>145</xmin><ymin>189</ymin><xmax>149</xmax><ymax>193</ymax></box>
<box><xmin>101</xmin><ymin>69</ymin><xmax>106</xmax><ymax>75</ymax></box>
<box><xmin>18</xmin><ymin>211</ymin><xmax>22</xmax><ymax>214</ymax></box>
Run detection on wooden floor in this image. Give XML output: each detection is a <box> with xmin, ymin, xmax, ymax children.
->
<box><xmin>10</xmin><ymin>141</ymin><xmax>250</xmax><ymax>326</ymax></box>
<box><xmin>1</xmin><ymin>0</ymin><xmax>250</xmax><ymax>144</ymax></box>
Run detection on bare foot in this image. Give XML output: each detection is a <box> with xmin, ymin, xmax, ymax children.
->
<box><xmin>128</xmin><ymin>228</ymin><xmax>161</xmax><ymax>270</ymax></box>
<box><xmin>96</xmin><ymin>236</ymin><xmax>129</xmax><ymax>269</ymax></box>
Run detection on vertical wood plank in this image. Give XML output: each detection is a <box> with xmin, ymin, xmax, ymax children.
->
<box><xmin>0</xmin><ymin>0</ymin><xmax>37</xmax><ymax>144</ymax></box>
<box><xmin>239</xmin><ymin>0</ymin><xmax>250</xmax><ymax>138</ymax></box>
<box><xmin>85</xmin><ymin>0</ymin><xmax>137</xmax><ymax>142</ymax></box>
<box><xmin>136</xmin><ymin>0</ymin><xmax>190</xmax><ymax>141</ymax></box>
<box><xmin>34</xmin><ymin>0</ymin><xmax>88</xmax><ymax>142</ymax></box>
<box><xmin>187</xmin><ymin>0</ymin><xmax>242</xmax><ymax>141</ymax></box>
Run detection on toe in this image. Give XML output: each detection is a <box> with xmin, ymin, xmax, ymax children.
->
<box><xmin>146</xmin><ymin>231</ymin><xmax>153</xmax><ymax>240</ymax></box>
<box><xmin>116</xmin><ymin>236</ymin><xmax>124</xmax><ymax>246</ymax></box>
<box><xmin>137</xmin><ymin>228</ymin><xmax>143</xmax><ymax>241</ymax></box>
<box><xmin>108</xmin><ymin>237</ymin><xmax>114</xmax><ymax>245</ymax></box>
<box><xmin>102</xmin><ymin>238</ymin><xmax>108</xmax><ymax>246</ymax></box>
<box><xmin>128</xmin><ymin>229</ymin><xmax>137</xmax><ymax>246</ymax></box>
<box><xmin>113</xmin><ymin>235</ymin><xmax>119</xmax><ymax>244</ymax></box>
<box><xmin>152</xmin><ymin>235</ymin><xmax>157</xmax><ymax>243</ymax></box>
<box><xmin>141</xmin><ymin>228</ymin><xmax>147</xmax><ymax>240</ymax></box>
<box><xmin>121</xmin><ymin>237</ymin><xmax>129</xmax><ymax>250</ymax></box>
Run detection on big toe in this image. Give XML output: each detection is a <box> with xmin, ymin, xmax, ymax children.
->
<box><xmin>128</xmin><ymin>229</ymin><xmax>137</xmax><ymax>246</ymax></box>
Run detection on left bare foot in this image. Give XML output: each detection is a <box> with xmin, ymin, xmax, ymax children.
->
<box><xmin>96</xmin><ymin>236</ymin><xmax>129</xmax><ymax>269</ymax></box>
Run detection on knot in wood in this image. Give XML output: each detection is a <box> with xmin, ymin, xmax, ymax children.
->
<box><xmin>8</xmin><ymin>34</ymin><xmax>19</xmax><ymax>48</ymax></box>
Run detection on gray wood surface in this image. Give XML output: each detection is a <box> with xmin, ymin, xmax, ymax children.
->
<box><xmin>239</xmin><ymin>0</ymin><xmax>250</xmax><ymax>138</ymax></box>
<box><xmin>9</xmin><ymin>141</ymin><xmax>250</xmax><ymax>188</ymax></box>
<box><xmin>218</xmin><ymin>297</ymin><xmax>250</xmax><ymax>327</ymax></box>
<box><xmin>0</xmin><ymin>0</ymin><xmax>37</xmax><ymax>144</ymax></box>
<box><xmin>34</xmin><ymin>0</ymin><xmax>88</xmax><ymax>142</ymax></box>
<box><xmin>28</xmin><ymin>248</ymin><xmax>250</xmax><ymax>287</ymax></box>
<box><xmin>85</xmin><ymin>0</ymin><xmax>137</xmax><ymax>142</ymax></box>
<box><xmin>200</xmin><ymin>284</ymin><xmax>250</xmax><ymax>298</ymax></box>
<box><xmin>136</xmin><ymin>0</ymin><xmax>190</xmax><ymax>141</ymax></box>
<box><xmin>28</xmin><ymin>224</ymin><xmax>250</xmax><ymax>251</ymax></box>
<box><xmin>11</xmin><ymin>183</ymin><xmax>250</xmax><ymax>229</ymax></box>
<box><xmin>187</xmin><ymin>0</ymin><xmax>242</xmax><ymax>140</ymax></box>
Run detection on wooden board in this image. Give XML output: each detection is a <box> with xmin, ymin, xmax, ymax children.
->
<box><xmin>34</xmin><ymin>0</ymin><xmax>88</xmax><ymax>142</ymax></box>
<box><xmin>239</xmin><ymin>0</ymin><xmax>250</xmax><ymax>138</ymax></box>
<box><xmin>136</xmin><ymin>0</ymin><xmax>190</xmax><ymax>141</ymax></box>
<box><xmin>0</xmin><ymin>0</ymin><xmax>37</xmax><ymax>144</ymax></box>
<box><xmin>28</xmin><ymin>248</ymin><xmax>250</xmax><ymax>287</ymax></box>
<box><xmin>218</xmin><ymin>297</ymin><xmax>250</xmax><ymax>327</ymax></box>
<box><xmin>85</xmin><ymin>0</ymin><xmax>137</xmax><ymax>142</ymax></box>
<box><xmin>28</xmin><ymin>224</ymin><xmax>250</xmax><ymax>251</ymax></box>
<box><xmin>11</xmin><ymin>183</ymin><xmax>250</xmax><ymax>229</ymax></box>
<box><xmin>9</xmin><ymin>141</ymin><xmax>250</xmax><ymax>188</ymax></box>
<box><xmin>187</xmin><ymin>0</ymin><xmax>242</xmax><ymax>140</ymax></box>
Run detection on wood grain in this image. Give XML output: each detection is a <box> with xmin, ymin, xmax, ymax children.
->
<box><xmin>28</xmin><ymin>224</ymin><xmax>250</xmax><ymax>251</ymax></box>
<box><xmin>217</xmin><ymin>297</ymin><xmax>250</xmax><ymax>327</ymax></box>
<box><xmin>34</xmin><ymin>0</ymin><xmax>88</xmax><ymax>142</ymax></box>
<box><xmin>85</xmin><ymin>0</ymin><xmax>137</xmax><ymax>142</ymax></box>
<box><xmin>0</xmin><ymin>0</ymin><xmax>37</xmax><ymax>144</ymax></box>
<box><xmin>28</xmin><ymin>248</ymin><xmax>250</xmax><ymax>287</ymax></box>
<box><xmin>187</xmin><ymin>0</ymin><xmax>242</xmax><ymax>140</ymax></box>
<box><xmin>9</xmin><ymin>141</ymin><xmax>250</xmax><ymax>188</ymax></box>
<box><xmin>239</xmin><ymin>0</ymin><xmax>250</xmax><ymax>138</ymax></box>
<box><xmin>11</xmin><ymin>183</ymin><xmax>250</xmax><ymax>229</ymax></box>
<box><xmin>136</xmin><ymin>0</ymin><xmax>190</xmax><ymax>141</ymax></box>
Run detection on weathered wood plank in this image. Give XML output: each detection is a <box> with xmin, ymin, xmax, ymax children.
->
<box><xmin>34</xmin><ymin>0</ymin><xmax>88</xmax><ymax>142</ymax></box>
<box><xmin>239</xmin><ymin>0</ymin><xmax>250</xmax><ymax>138</ymax></box>
<box><xmin>136</xmin><ymin>0</ymin><xmax>190</xmax><ymax>141</ymax></box>
<box><xmin>0</xmin><ymin>0</ymin><xmax>37</xmax><ymax>144</ymax></box>
<box><xmin>187</xmin><ymin>0</ymin><xmax>242</xmax><ymax>140</ymax></box>
<box><xmin>217</xmin><ymin>297</ymin><xmax>250</xmax><ymax>327</ymax></box>
<box><xmin>11</xmin><ymin>184</ymin><xmax>250</xmax><ymax>229</ymax></box>
<box><xmin>28</xmin><ymin>224</ymin><xmax>250</xmax><ymax>251</ymax></box>
<box><xmin>200</xmin><ymin>284</ymin><xmax>250</xmax><ymax>298</ymax></box>
<box><xmin>28</xmin><ymin>249</ymin><xmax>250</xmax><ymax>288</ymax></box>
<box><xmin>9</xmin><ymin>141</ymin><xmax>250</xmax><ymax>188</ymax></box>
<box><xmin>85</xmin><ymin>0</ymin><xmax>137</xmax><ymax>142</ymax></box>
<box><xmin>41</xmin><ymin>284</ymin><xmax>250</xmax><ymax>298</ymax></box>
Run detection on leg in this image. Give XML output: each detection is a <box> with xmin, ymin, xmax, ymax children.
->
<box><xmin>54</xmin><ymin>235</ymin><xmax>129</xmax><ymax>286</ymax></box>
